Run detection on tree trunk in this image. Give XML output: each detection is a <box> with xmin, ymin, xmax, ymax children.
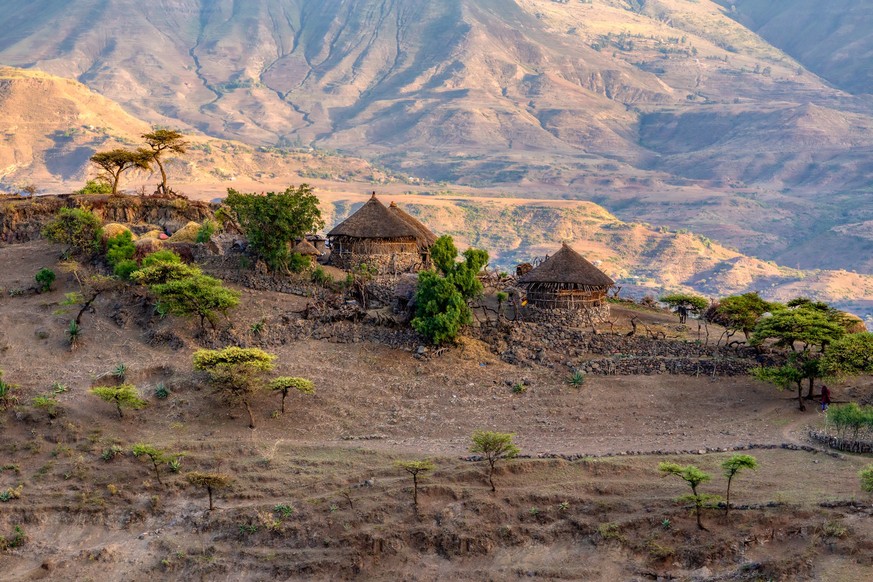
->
<box><xmin>157</xmin><ymin>159</ymin><xmax>168</xmax><ymax>194</ymax></box>
<box><xmin>805</xmin><ymin>377</ymin><xmax>815</xmax><ymax>400</ymax></box>
<box><xmin>488</xmin><ymin>462</ymin><xmax>496</xmax><ymax>492</ymax></box>
<box><xmin>281</xmin><ymin>392</ymin><xmax>287</xmax><ymax>414</ymax></box>
<box><xmin>692</xmin><ymin>484</ymin><xmax>706</xmax><ymax>530</ymax></box>
<box><xmin>115</xmin><ymin>399</ymin><xmax>124</xmax><ymax>419</ymax></box>
<box><xmin>797</xmin><ymin>382</ymin><xmax>806</xmax><ymax>411</ymax></box>
<box><xmin>152</xmin><ymin>459</ymin><xmax>163</xmax><ymax>485</ymax></box>
<box><xmin>725</xmin><ymin>476</ymin><xmax>733</xmax><ymax>519</ymax></box>
<box><xmin>243</xmin><ymin>400</ymin><xmax>256</xmax><ymax>429</ymax></box>
<box><xmin>412</xmin><ymin>473</ymin><xmax>419</xmax><ymax>508</ymax></box>
<box><xmin>207</xmin><ymin>485</ymin><xmax>214</xmax><ymax>510</ymax></box>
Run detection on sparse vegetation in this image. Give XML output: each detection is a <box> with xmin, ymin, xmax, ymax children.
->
<box><xmin>186</xmin><ymin>472</ymin><xmax>232</xmax><ymax>510</ymax></box>
<box><xmin>268</xmin><ymin>376</ymin><xmax>315</xmax><ymax>414</ymax></box>
<box><xmin>89</xmin><ymin>384</ymin><xmax>146</xmax><ymax>419</ymax></box>
<box><xmin>143</xmin><ymin>129</ymin><xmax>188</xmax><ymax>195</ymax></box>
<box><xmin>470</xmin><ymin>430</ymin><xmax>520</xmax><ymax>492</ymax></box>
<box><xmin>658</xmin><ymin>462</ymin><xmax>719</xmax><ymax>531</ymax></box>
<box><xmin>193</xmin><ymin>347</ymin><xmax>276</xmax><ymax>428</ymax></box>
<box><xmin>89</xmin><ymin>148</ymin><xmax>153</xmax><ymax>195</ymax></box>
<box><xmin>721</xmin><ymin>454</ymin><xmax>758</xmax><ymax>518</ymax></box>
<box><xmin>35</xmin><ymin>267</ymin><xmax>56</xmax><ymax>292</ymax></box>
<box><xmin>41</xmin><ymin>208</ymin><xmax>103</xmax><ymax>258</ymax></box>
<box><xmin>132</xmin><ymin>443</ymin><xmax>179</xmax><ymax>486</ymax></box>
<box><xmin>395</xmin><ymin>459</ymin><xmax>435</xmax><ymax>510</ymax></box>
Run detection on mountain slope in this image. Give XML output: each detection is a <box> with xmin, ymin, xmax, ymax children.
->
<box><xmin>721</xmin><ymin>0</ymin><xmax>873</xmax><ymax>95</ymax></box>
<box><xmin>1</xmin><ymin>1</ymin><xmax>873</xmax><ymax>273</ymax></box>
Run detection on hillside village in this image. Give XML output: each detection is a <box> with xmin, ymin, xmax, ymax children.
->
<box><xmin>1</xmin><ymin>179</ymin><xmax>873</xmax><ymax>580</ymax></box>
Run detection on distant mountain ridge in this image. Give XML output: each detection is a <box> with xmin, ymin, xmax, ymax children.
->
<box><xmin>1</xmin><ymin>0</ymin><xmax>872</xmax><ymax>274</ymax></box>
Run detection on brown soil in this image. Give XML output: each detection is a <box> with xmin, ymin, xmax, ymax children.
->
<box><xmin>1</xmin><ymin>240</ymin><xmax>872</xmax><ymax>581</ymax></box>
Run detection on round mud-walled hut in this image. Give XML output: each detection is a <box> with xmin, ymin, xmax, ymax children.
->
<box><xmin>518</xmin><ymin>243</ymin><xmax>614</xmax><ymax>323</ymax></box>
<box><xmin>327</xmin><ymin>193</ymin><xmax>436</xmax><ymax>274</ymax></box>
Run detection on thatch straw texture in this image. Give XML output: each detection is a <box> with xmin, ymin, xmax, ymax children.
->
<box><xmin>168</xmin><ymin>221</ymin><xmax>201</xmax><ymax>243</ymax></box>
<box><xmin>327</xmin><ymin>194</ymin><xmax>418</xmax><ymax>241</ymax></box>
<box><xmin>293</xmin><ymin>239</ymin><xmax>321</xmax><ymax>256</ymax></box>
<box><xmin>518</xmin><ymin>243</ymin><xmax>614</xmax><ymax>287</ymax></box>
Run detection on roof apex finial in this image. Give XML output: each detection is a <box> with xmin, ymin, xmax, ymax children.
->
<box><xmin>370</xmin><ymin>191</ymin><xmax>377</xmax><ymax>199</ymax></box>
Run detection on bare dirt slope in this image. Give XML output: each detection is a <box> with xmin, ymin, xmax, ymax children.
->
<box><xmin>1</xmin><ymin>240</ymin><xmax>873</xmax><ymax>580</ymax></box>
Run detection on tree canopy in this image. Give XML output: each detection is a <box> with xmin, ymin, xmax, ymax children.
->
<box><xmin>660</xmin><ymin>293</ymin><xmax>708</xmax><ymax>323</ymax></box>
<box><xmin>41</xmin><ymin>208</ymin><xmax>103</xmax><ymax>257</ymax></box>
<box><xmin>412</xmin><ymin>235</ymin><xmax>489</xmax><ymax>345</ymax></box>
<box><xmin>225</xmin><ymin>185</ymin><xmax>324</xmax><ymax>272</ymax></box>
<box><xmin>143</xmin><ymin>129</ymin><xmax>188</xmax><ymax>195</ymax></box>
<box><xmin>193</xmin><ymin>347</ymin><xmax>276</xmax><ymax>428</ymax></box>
<box><xmin>89</xmin><ymin>148</ymin><xmax>153</xmax><ymax>195</ymax></box>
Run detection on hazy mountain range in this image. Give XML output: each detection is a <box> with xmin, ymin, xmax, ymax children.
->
<box><xmin>0</xmin><ymin>0</ymin><xmax>872</xmax><ymax>275</ymax></box>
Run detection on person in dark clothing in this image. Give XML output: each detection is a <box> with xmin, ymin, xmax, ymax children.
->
<box><xmin>820</xmin><ymin>385</ymin><xmax>831</xmax><ymax>412</ymax></box>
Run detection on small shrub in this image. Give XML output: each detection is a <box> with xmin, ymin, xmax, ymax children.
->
<box><xmin>76</xmin><ymin>179</ymin><xmax>112</xmax><ymax>195</ymax></box>
<box><xmin>0</xmin><ymin>525</ymin><xmax>27</xmax><ymax>550</ymax></box>
<box><xmin>0</xmin><ymin>371</ymin><xmax>18</xmax><ymax>409</ymax></box>
<box><xmin>167</xmin><ymin>457</ymin><xmax>183</xmax><ymax>473</ymax></box>
<box><xmin>557</xmin><ymin>501</ymin><xmax>570</xmax><ymax>511</ymax></box>
<box><xmin>528</xmin><ymin>507</ymin><xmax>540</xmax><ymax>516</ymax></box>
<box><xmin>113</xmin><ymin>363</ymin><xmax>129</xmax><ymax>382</ymax></box>
<box><xmin>113</xmin><ymin>259</ymin><xmax>139</xmax><ymax>280</ymax></box>
<box><xmin>195</xmin><ymin>220</ymin><xmax>216</xmax><ymax>243</ymax></box>
<box><xmin>0</xmin><ymin>485</ymin><xmax>23</xmax><ymax>502</ymax></box>
<box><xmin>154</xmin><ymin>383</ymin><xmax>170</xmax><ymax>399</ymax></box>
<box><xmin>511</xmin><ymin>383</ymin><xmax>527</xmax><ymax>394</ymax></box>
<box><xmin>32</xmin><ymin>395</ymin><xmax>60</xmax><ymax>418</ymax></box>
<box><xmin>311</xmin><ymin>266</ymin><xmax>330</xmax><ymax>286</ymax></box>
<box><xmin>239</xmin><ymin>524</ymin><xmax>258</xmax><ymax>535</ymax></box>
<box><xmin>35</xmin><ymin>268</ymin><xmax>56</xmax><ymax>292</ymax></box>
<box><xmin>250</xmin><ymin>319</ymin><xmax>265</xmax><ymax>336</ymax></box>
<box><xmin>567</xmin><ymin>370</ymin><xmax>585</xmax><ymax>387</ymax></box>
<box><xmin>67</xmin><ymin>320</ymin><xmax>81</xmax><ymax>346</ymax></box>
<box><xmin>274</xmin><ymin>504</ymin><xmax>294</xmax><ymax>518</ymax></box>
<box><xmin>101</xmin><ymin>445</ymin><xmax>124</xmax><ymax>461</ymax></box>
<box><xmin>287</xmin><ymin>252</ymin><xmax>310</xmax><ymax>273</ymax></box>
<box><xmin>141</xmin><ymin>250</ymin><xmax>182</xmax><ymax>268</ymax></box>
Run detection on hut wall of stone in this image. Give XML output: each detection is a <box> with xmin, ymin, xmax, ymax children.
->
<box><xmin>329</xmin><ymin>237</ymin><xmax>424</xmax><ymax>274</ymax></box>
<box><xmin>523</xmin><ymin>304</ymin><xmax>611</xmax><ymax>326</ymax></box>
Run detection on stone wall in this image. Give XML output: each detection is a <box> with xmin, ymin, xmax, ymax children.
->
<box><xmin>0</xmin><ymin>194</ymin><xmax>213</xmax><ymax>244</ymax></box>
<box><xmin>808</xmin><ymin>429</ymin><xmax>873</xmax><ymax>454</ymax></box>
<box><xmin>330</xmin><ymin>249</ymin><xmax>422</xmax><ymax>275</ymax></box>
<box><xmin>521</xmin><ymin>304</ymin><xmax>610</xmax><ymax>327</ymax></box>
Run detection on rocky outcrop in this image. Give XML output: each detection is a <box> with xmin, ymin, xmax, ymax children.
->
<box><xmin>0</xmin><ymin>194</ymin><xmax>214</xmax><ymax>244</ymax></box>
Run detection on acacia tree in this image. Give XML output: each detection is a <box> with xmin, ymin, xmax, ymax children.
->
<box><xmin>268</xmin><ymin>376</ymin><xmax>315</xmax><ymax>414</ymax></box>
<box><xmin>470</xmin><ymin>430</ymin><xmax>519</xmax><ymax>492</ymax></box>
<box><xmin>143</xmin><ymin>129</ymin><xmax>188</xmax><ymax>195</ymax></box>
<box><xmin>659</xmin><ymin>462</ymin><xmax>719</xmax><ymax>531</ymax></box>
<box><xmin>821</xmin><ymin>333</ymin><xmax>873</xmax><ymax>380</ymax></box>
<box><xmin>395</xmin><ymin>459</ymin><xmax>435</xmax><ymax>511</ymax></box>
<box><xmin>89</xmin><ymin>148</ymin><xmax>153</xmax><ymax>195</ymax></box>
<box><xmin>705</xmin><ymin>292</ymin><xmax>780</xmax><ymax>342</ymax></box>
<box><xmin>751</xmin><ymin>302</ymin><xmax>847</xmax><ymax>405</ymax></box>
<box><xmin>186</xmin><ymin>471</ymin><xmax>232</xmax><ymax>510</ymax></box>
<box><xmin>132</xmin><ymin>261</ymin><xmax>240</xmax><ymax>331</ymax></box>
<box><xmin>660</xmin><ymin>293</ymin><xmax>708</xmax><ymax>324</ymax></box>
<box><xmin>89</xmin><ymin>384</ymin><xmax>146</xmax><ymax>419</ymax></box>
<box><xmin>412</xmin><ymin>235</ymin><xmax>489</xmax><ymax>345</ymax></box>
<box><xmin>132</xmin><ymin>443</ymin><xmax>179</xmax><ymax>486</ymax></box>
<box><xmin>721</xmin><ymin>454</ymin><xmax>758</xmax><ymax>518</ymax></box>
<box><xmin>224</xmin><ymin>185</ymin><xmax>324</xmax><ymax>272</ymax></box>
<box><xmin>193</xmin><ymin>347</ymin><xmax>276</xmax><ymax>428</ymax></box>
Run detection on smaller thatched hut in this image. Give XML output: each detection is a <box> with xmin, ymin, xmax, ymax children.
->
<box><xmin>292</xmin><ymin>239</ymin><xmax>321</xmax><ymax>265</ymax></box>
<box><xmin>518</xmin><ymin>243</ymin><xmax>614</xmax><ymax>311</ymax></box>
<box><xmin>327</xmin><ymin>193</ymin><xmax>436</xmax><ymax>274</ymax></box>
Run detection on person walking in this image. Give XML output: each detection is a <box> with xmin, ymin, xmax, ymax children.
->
<box><xmin>820</xmin><ymin>384</ymin><xmax>831</xmax><ymax>412</ymax></box>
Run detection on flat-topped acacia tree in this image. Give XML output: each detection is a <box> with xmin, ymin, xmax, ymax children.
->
<box><xmin>143</xmin><ymin>129</ymin><xmax>188</xmax><ymax>195</ymax></box>
<box><xmin>470</xmin><ymin>430</ymin><xmax>519</xmax><ymax>493</ymax></box>
<box><xmin>268</xmin><ymin>377</ymin><xmax>315</xmax><ymax>414</ymax></box>
<box><xmin>89</xmin><ymin>384</ymin><xmax>146</xmax><ymax>419</ymax></box>
<box><xmin>193</xmin><ymin>347</ymin><xmax>276</xmax><ymax>428</ymax></box>
<box><xmin>89</xmin><ymin>148</ymin><xmax>153</xmax><ymax>195</ymax></box>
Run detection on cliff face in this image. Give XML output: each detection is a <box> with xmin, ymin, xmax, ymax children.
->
<box><xmin>0</xmin><ymin>194</ymin><xmax>214</xmax><ymax>244</ymax></box>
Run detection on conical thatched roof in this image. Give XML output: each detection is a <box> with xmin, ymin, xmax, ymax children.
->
<box><xmin>389</xmin><ymin>201</ymin><xmax>437</xmax><ymax>246</ymax></box>
<box><xmin>518</xmin><ymin>243</ymin><xmax>614</xmax><ymax>287</ymax></box>
<box><xmin>292</xmin><ymin>239</ymin><xmax>321</xmax><ymax>256</ymax></box>
<box><xmin>327</xmin><ymin>193</ymin><xmax>419</xmax><ymax>240</ymax></box>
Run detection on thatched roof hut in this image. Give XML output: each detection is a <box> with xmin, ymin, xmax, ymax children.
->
<box><xmin>518</xmin><ymin>243</ymin><xmax>614</xmax><ymax>310</ymax></box>
<box><xmin>327</xmin><ymin>193</ymin><xmax>436</xmax><ymax>273</ymax></box>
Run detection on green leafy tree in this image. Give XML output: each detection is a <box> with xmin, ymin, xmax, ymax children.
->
<box><xmin>660</xmin><ymin>293</ymin><xmax>708</xmax><ymax>324</ymax></box>
<box><xmin>75</xmin><ymin>178</ymin><xmax>113</xmax><ymax>195</ymax></box>
<box><xmin>193</xmin><ymin>347</ymin><xmax>276</xmax><ymax>428</ymax></box>
<box><xmin>658</xmin><ymin>462</ymin><xmax>719</xmax><ymax>530</ymax></box>
<box><xmin>751</xmin><ymin>356</ymin><xmax>807</xmax><ymax>410</ymax></box>
<box><xmin>89</xmin><ymin>384</ymin><xmax>146</xmax><ymax>419</ymax></box>
<box><xmin>186</xmin><ymin>471</ymin><xmax>232</xmax><ymax>510</ymax></box>
<box><xmin>132</xmin><ymin>443</ymin><xmax>179</xmax><ymax>486</ymax></box>
<box><xmin>89</xmin><ymin>148</ymin><xmax>153</xmax><ymax>195</ymax></box>
<box><xmin>412</xmin><ymin>235</ymin><xmax>489</xmax><ymax>345</ymax></box>
<box><xmin>224</xmin><ymin>185</ymin><xmax>324</xmax><ymax>271</ymax></box>
<box><xmin>395</xmin><ymin>459</ymin><xmax>435</xmax><ymax>510</ymax></box>
<box><xmin>41</xmin><ymin>208</ymin><xmax>103</xmax><ymax>257</ymax></box>
<box><xmin>35</xmin><ymin>268</ymin><xmax>56</xmax><ymax>292</ymax></box>
<box><xmin>821</xmin><ymin>333</ymin><xmax>873</xmax><ymax>379</ymax></box>
<box><xmin>751</xmin><ymin>302</ymin><xmax>847</xmax><ymax>403</ymax></box>
<box><xmin>470</xmin><ymin>430</ymin><xmax>520</xmax><ymax>492</ymax></box>
<box><xmin>132</xmin><ymin>261</ymin><xmax>240</xmax><ymax>330</ymax></box>
<box><xmin>706</xmin><ymin>292</ymin><xmax>780</xmax><ymax>340</ymax></box>
<box><xmin>721</xmin><ymin>454</ymin><xmax>758</xmax><ymax>518</ymax></box>
<box><xmin>268</xmin><ymin>377</ymin><xmax>315</xmax><ymax>414</ymax></box>
<box><xmin>143</xmin><ymin>129</ymin><xmax>188</xmax><ymax>195</ymax></box>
